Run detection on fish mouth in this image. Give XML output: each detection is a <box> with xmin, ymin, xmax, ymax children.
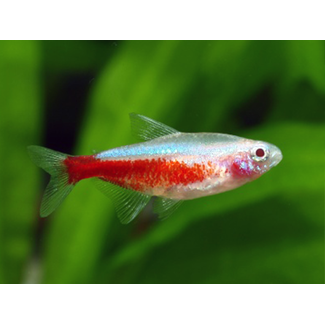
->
<box><xmin>269</xmin><ymin>147</ymin><xmax>283</xmax><ymax>168</ymax></box>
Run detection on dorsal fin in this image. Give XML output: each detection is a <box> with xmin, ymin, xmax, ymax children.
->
<box><xmin>129</xmin><ymin>113</ymin><xmax>180</xmax><ymax>141</ymax></box>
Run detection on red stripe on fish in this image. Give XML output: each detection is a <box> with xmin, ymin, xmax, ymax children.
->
<box><xmin>64</xmin><ymin>156</ymin><xmax>215</xmax><ymax>191</ymax></box>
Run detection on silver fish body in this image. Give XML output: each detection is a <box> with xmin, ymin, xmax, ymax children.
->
<box><xmin>96</xmin><ymin>132</ymin><xmax>283</xmax><ymax>200</ymax></box>
<box><xmin>28</xmin><ymin>113</ymin><xmax>283</xmax><ymax>223</ymax></box>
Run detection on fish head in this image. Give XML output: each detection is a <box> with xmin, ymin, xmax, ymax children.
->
<box><xmin>230</xmin><ymin>139</ymin><xmax>283</xmax><ymax>180</ymax></box>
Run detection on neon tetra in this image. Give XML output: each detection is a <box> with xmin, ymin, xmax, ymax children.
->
<box><xmin>28</xmin><ymin>113</ymin><xmax>282</xmax><ymax>223</ymax></box>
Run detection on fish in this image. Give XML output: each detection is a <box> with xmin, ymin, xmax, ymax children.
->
<box><xmin>28</xmin><ymin>113</ymin><xmax>283</xmax><ymax>223</ymax></box>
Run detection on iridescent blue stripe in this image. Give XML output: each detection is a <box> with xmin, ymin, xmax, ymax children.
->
<box><xmin>96</xmin><ymin>133</ymin><xmax>242</xmax><ymax>160</ymax></box>
<box><xmin>96</xmin><ymin>143</ymin><xmax>185</xmax><ymax>159</ymax></box>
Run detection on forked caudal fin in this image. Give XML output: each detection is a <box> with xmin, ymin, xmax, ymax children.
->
<box><xmin>27</xmin><ymin>145</ymin><xmax>74</xmax><ymax>217</ymax></box>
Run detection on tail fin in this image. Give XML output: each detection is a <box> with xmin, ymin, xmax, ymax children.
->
<box><xmin>27</xmin><ymin>145</ymin><xmax>74</xmax><ymax>217</ymax></box>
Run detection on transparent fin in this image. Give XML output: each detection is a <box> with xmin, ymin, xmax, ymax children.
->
<box><xmin>40</xmin><ymin>174</ymin><xmax>74</xmax><ymax>217</ymax></box>
<box><xmin>153</xmin><ymin>197</ymin><xmax>183</xmax><ymax>220</ymax></box>
<box><xmin>129</xmin><ymin>113</ymin><xmax>180</xmax><ymax>141</ymax></box>
<box><xmin>27</xmin><ymin>145</ymin><xmax>74</xmax><ymax>217</ymax></box>
<box><xmin>94</xmin><ymin>178</ymin><xmax>151</xmax><ymax>224</ymax></box>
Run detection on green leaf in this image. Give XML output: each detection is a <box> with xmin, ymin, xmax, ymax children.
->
<box><xmin>40</xmin><ymin>41</ymin><xmax>325</xmax><ymax>284</ymax></box>
<box><xmin>97</xmin><ymin>122</ymin><xmax>324</xmax><ymax>283</ymax></box>
<box><xmin>284</xmin><ymin>40</ymin><xmax>325</xmax><ymax>94</ymax></box>
<box><xmin>41</xmin><ymin>40</ymin><xmax>118</xmax><ymax>73</ymax></box>
<box><xmin>0</xmin><ymin>41</ymin><xmax>41</xmax><ymax>283</ymax></box>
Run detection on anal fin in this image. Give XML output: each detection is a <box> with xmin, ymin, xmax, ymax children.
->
<box><xmin>94</xmin><ymin>178</ymin><xmax>151</xmax><ymax>224</ymax></box>
<box><xmin>153</xmin><ymin>197</ymin><xmax>183</xmax><ymax>220</ymax></box>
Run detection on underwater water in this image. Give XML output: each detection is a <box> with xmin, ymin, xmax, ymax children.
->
<box><xmin>0</xmin><ymin>40</ymin><xmax>324</xmax><ymax>283</ymax></box>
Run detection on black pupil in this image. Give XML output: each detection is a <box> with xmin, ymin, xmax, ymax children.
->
<box><xmin>256</xmin><ymin>148</ymin><xmax>265</xmax><ymax>157</ymax></box>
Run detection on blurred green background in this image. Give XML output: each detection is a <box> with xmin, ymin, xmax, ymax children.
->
<box><xmin>0</xmin><ymin>40</ymin><xmax>324</xmax><ymax>284</ymax></box>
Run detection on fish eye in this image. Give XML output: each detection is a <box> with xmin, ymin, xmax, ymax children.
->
<box><xmin>251</xmin><ymin>146</ymin><xmax>269</xmax><ymax>162</ymax></box>
<box><xmin>256</xmin><ymin>148</ymin><xmax>265</xmax><ymax>157</ymax></box>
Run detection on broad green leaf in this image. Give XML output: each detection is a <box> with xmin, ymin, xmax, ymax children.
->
<box><xmin>0</xmin><ymin>41</ymin><xmax>41</xmax><ymax>283</ymax></box>
<box><xmin>97</xmin><ymin>122</ymin><xmax>324</xmax><ymax>283</ymax></box>
<box><xmin>41</xmin><ymin>41</ymin><xmax>227</xmax><ymax>282</ymax></box>
<box><xmin>107</xmin><ymin>194</ymin><xmax>323</xmax><ymax>284</ymax></box>
<box><xmin>41</xmin><ymin>41</ymin><xmax>325</xmax><ymax>284</ymax></box>
<box><xmin>284</xmin><ymin>40</ymin><xmax>325</xmax><ymax>94</ymax></box>
<box><xmin>43</xmin><ymin>40</ymin><xmax>252</xmax><ymax>283</ymax></box>
<box><xmin>41</xmin><ymin>40</ymin><xmax>119</xmax><ymax>73</ymax></box>
<box><xmin>271</xmin><ymin>81</ymin><xmax>325</xmax><ymax>124</ymax></box>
